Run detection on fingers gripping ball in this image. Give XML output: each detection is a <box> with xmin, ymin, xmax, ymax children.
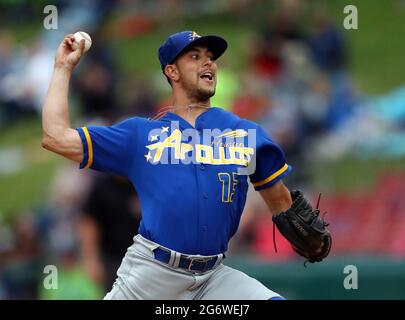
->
<box><xmin>71</xmin><ymin>31</ymin><xmax>92</xmax><ymax>52</ymax></box>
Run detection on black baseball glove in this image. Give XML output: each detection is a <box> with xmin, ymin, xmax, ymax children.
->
<box><xmin>272</xmin><ymin>190</ymin><xmax>332</xmax><ymax>264</ymax></box>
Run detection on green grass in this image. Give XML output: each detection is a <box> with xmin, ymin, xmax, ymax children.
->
<box><xmin>0</xmin><ymin>118</ymin><xmax>63</xmax><ymax>222</ymax></box>
<box><xmin>115</xmin><ymin>15</ymin><xmax>255</xmax><ymax>79</ymax></box>
<box><xmin>313</xmin><ymin>0</ymin><xmax>405</xmax><ymax>94</ymax></box>
<box><xmin>0</xmin><ymin>157</ymin><xmax>62</xmax><ymax>222</ymax></box>
<box><xmin>311</xmin><ymin>157</ymin><xmax>405</xmax><ymax>193</ymax></box>
<box><xmin>114</xmin><ymin>0</ymin><xmax>405</xmax><ymax>95</ymax></box>
<box><xmin>0</xmin><ymin>117</ymin><xmax>42</xmax><ymax>147</ymax></box>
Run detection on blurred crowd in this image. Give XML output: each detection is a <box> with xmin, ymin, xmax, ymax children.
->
<box><xmin>1</xmin><ymin>0</ymin><xmax>405</xmax><ymax>299</ymax></box>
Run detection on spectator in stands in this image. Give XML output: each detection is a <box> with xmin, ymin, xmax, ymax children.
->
<box><xmin>0</xmin><ymin>212</ymin><xmax>44</xmax><ymax>299</ymax></box>
<box><xmin>79</xmin><ymin>173</ymin><xmax>142</xmax><ymax>291</ymax></box>
<box><xmin>72</xmin><ymin>30</ymin><xmax>118</xmax><ymax>120</ymax></box>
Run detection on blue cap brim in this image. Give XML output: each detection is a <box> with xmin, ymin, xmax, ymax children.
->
<box><xmin>172</xmin><ymin>35</ymin><xmax>228</xmax><ymax>63</ymax></box>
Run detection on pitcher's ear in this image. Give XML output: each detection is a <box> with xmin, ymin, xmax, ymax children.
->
<box><xmin>164</xmin><ymin>64</ymin><xmax>179</xmax><ymax>82</ymax></box>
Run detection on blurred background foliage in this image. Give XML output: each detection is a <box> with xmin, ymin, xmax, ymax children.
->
<box><xmin>1</xmin><ymin>0</ymin><xmax>405</xmax><ymax>221</ymax></box>
<box><xmin>1</xmin><ymin>0</ymin><xmax>405</xmax><ymax>299</ymax></box>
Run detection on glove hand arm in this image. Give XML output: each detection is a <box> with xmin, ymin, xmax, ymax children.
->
<box><xmin>272</xmin><ymin>190</ymin><xmax>332</xmax><ymax>263</ymax></box>
<box><xmin>259</xmin><ymin>181</ymin><xmax>292</xmax><ymax>216</ymax></box>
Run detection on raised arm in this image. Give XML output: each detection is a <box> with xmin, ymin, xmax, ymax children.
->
<box><xmin>41</xmin><ymin>34</ymin><xmax>86</xmax><ymax>163</ymax></box>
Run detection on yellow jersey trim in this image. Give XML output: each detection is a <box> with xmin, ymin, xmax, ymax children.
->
<box><xmin>82</xmin><ymin>127</ymin><xmax>93</xmax><ymax>169</ymax></box>
<box><xmin>253</xmin><ymin>163</ymin><xmax>289</xmax><ymax>187</ymax></box>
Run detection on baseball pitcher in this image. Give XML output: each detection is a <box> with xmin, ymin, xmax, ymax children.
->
<box><xmin>42</xmin><ymin>31</ymin><xmax>331</xmax><ymax>299</ymax></box>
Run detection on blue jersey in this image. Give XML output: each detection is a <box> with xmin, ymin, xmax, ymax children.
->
<box><xmin>76</xmin><ymin>107</ymin><xmax>291</xmax><ymax>255</ymax></box>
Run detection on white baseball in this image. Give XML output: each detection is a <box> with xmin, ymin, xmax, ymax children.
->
<box><xmin>71</xmin><ymin>31</ymin><xmax>92</xmax><ymax>53</ymax></box>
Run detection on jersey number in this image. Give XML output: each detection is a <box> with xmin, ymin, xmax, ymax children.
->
<box><xmin>218</xmin><ymin>172</ymin><xmax>239</xmax><ymax>203</ymax></box>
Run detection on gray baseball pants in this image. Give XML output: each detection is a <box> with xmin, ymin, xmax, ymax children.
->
<box><xmin>104</xmin><ymin>234</ymin><xmax>282</xmax><ymax>300</ymax></box>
